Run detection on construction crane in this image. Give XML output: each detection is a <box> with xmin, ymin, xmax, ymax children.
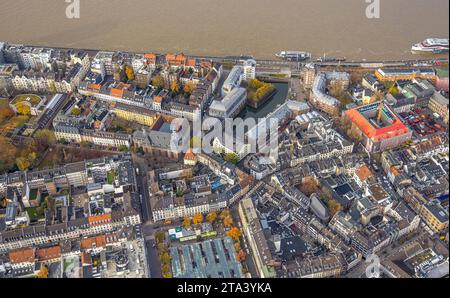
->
<box><xmin>377</xmin><ymin>80</ymin><xmax>397</xmax><ymax>123</ymax></box>
<box><xmin>376</xmin><ymin>97</ymin><xmax>384</xmax><ymax>123</ymax></box>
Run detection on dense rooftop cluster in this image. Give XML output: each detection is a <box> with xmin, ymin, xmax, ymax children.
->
<box><xmin>0</xmin><ymin>42</ymin><xmax>448</xmax><ymax>278</ymax></box>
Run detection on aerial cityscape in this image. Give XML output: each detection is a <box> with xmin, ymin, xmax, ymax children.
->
<box><xmin>0</xmin><ymin>0</ymin><xmax>448</xmax><ymax>282</ymax></box>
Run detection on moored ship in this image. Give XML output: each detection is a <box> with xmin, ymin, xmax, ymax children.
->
<box><xmin>411</xmin><ymin>38</ymin><xmax>449</xmax><ymax>54</ymax></box>
<box><xmin>275</xmin><ymin>51</ymin><xmax>311</xmax><ymax>61</ymax></box>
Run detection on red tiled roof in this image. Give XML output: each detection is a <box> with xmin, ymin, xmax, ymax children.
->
<box><xmin>36</xmin><ymin>246</ymin><xmax>61</xmax><ymax>261</ymax></box>
<box><xmin>80</xmin><ymin>235</ymin><xmax>107</xmax><ymax>250</ymax></box>
<box><xmin>9</xmin><ymin>248</ymin><xmax>35</xmax><ymax>264</ymax></box>
<box><xmin>345</xmin><ymin>104</ymin><xmax>410</xmax><ymax>141</ymax></box>
<box><xmin>88</xmin><ymin>213</ymin><xmax>112</xmax><ymax>227</ymax></box>
<box><xmin>355</xmin><ymin>165</ymin><xmax>374</xmax><ymax>182</ymax></box>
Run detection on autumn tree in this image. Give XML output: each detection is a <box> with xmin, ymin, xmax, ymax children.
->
<box><xmin>192</xmin><ymin>213</ymin><xmax>203</xmax><ymax>225</ymax></box>
<box><xmin>0</xmin><ymin>106</ymin><xmax>14</xmax><ymax>122</ymax></box>
<box><xmin>220</xmin><ymin>209</ymin><xmax>230</xmax><ymax>220</ymax></box>
<box><xmin>299</xmin><ymin>176</ymin><xmax>319</xmax><ymax>196</ymax></box>
<box><xmin>16</xmin><ymin>150</ymin><xmax>37</xmax><ymax>171</ymax></box>
<box><xmin>160</xmin><ymin>252</ymin><xmax>171</xmax><ymax>264</ymax></box>
<box><xmin>155</xmin><ymin>231</ymin><xmax>165</xmax><ymax>244</ymax></box>
<box><xmin>329</xmin><ymin>83</ymin><xmax>352</xmax><ymax>108</ymax></box>
<box><xmin>125</xmin><ymin>65</ymin><xmax>135</xmax><ymax>81</ymax></box>
<box><xmin>161</xmin><ymin>263</ymin><xmax>172</xmax><ymax>278</ymax></box>
<box><xmin>234</xmin><ymin>242</ymin><xmax>241</xmax><ymax>251</ymax></box>
<box><xmin>71</xmin><ymin>107</ymin><xmax>81</xmax><ymax>116</ymax></box>
<box><xmin>0</xmin><ymin>136</ymin><xmax>17</xmax><ymax>172</ymax></box>
<box><xmin>182</xmin><ymin>216</ymin><xmax>191</xmax><ymax>228</ymax></box>
<box><xmin>248</xmin><ymin>79</ymin><xmax>264</xmax><ymax>90</ymax></box>
<box><xmin>223</xmin><ymin>215</ymin><xmax>233</xmax><ymax>228</ymax></box>
<box><xmin>15</xmin><ymin>101</ymin><xmax>31</xmax><ymax>115</ymax></box>
<box><xmin>152</xmin><ymin>75</ymin><xmax>165</xmax><ymax>90</ymax></box>
<box><xmin>236</xmin><ymin>250</ymin><xmax>247</xmax><ymax>262</ymax></box>
<box><xmin>183</xmin><ymin>82</ymin><xmax>195</xmax><ymax>95</ymax></box>
<box><xmin>36</xmin><ymin>264</ymin><xmax>49</xmax><ymax>278</ymax></box>
<box><xmin>34</xmin><ymin>129</ymin><xmax>56</xmax><ymax>152</ymax></box>
<box><xmin>170</xmin><ymin>81</ymin><xmax>180</xmax><ymax>94</ymax></box>
<box><xmin>206</xmin><ymin>211</ymin><xmax>217</xmax><ymax>223</ymax></box>
<box><xmin>327</xmin><ymin>199</ymin><xmax>342</xmax><ymax>217</ymax></box>
<box><xmin>227</xmin><ymin>227</ymin><xmax>242</xmax><ymax>241</ymax></box>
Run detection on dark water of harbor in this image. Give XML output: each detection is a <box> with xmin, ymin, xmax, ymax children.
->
<box><xmin>238</xmin><ymin>83</ymin><xmax>289</xmax><ymax>119</ymax></box>
<box><xmin>0</xmin><ymin>0</ymin><xmax>448</xmax><ymax>60</ymax></box>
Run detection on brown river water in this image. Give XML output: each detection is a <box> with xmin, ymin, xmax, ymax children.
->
<box><xmin>0</xmin><ymin>0</ymin><xmax>448</xmax><ymax>60</ymax></box>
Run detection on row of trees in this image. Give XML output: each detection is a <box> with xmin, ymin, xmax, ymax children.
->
<box><xmin>182</xmin><ymin>209</ymin><xmax>235</xmax><ymax>228</ymax></box>
<box><xmin>247</xmin><ymin>79</ymin><xmax>276</xmax><ymax>102</ymax></box>
<box><xmin>328</xmin><ymin>83</ymin><xmax>353</xmax><ymax>109</ymax></box>
<box><xmin>114</xmin><ymin>65</ymin><xmax>135</xmax><ymax>83</ymax></box>
<box><xmin>0</xmin><ymin>105</ymin><xmax>14</xmax><ymax>122</ymax></box>
<box><xmin>155</xmin><ymin>230</ymin><xmax>172</xmax><ymax>278</ymax></box>
<box><xmin>222</xmin><ymin>211</ymin><xmax>246</xmax><ymax>263</ymax></box>
<box><xmin>151</xmin><ymin>75</ymin><xmax>196</xmax><ymax>97</ymax></box>
<box><xmin>0</xmin><ymin>129</ymin><xmax>56</xmax><ymax>173</ymax></box>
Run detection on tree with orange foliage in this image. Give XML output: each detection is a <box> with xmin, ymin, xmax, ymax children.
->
<box><xmin>183</xmin><ymin>82</ymin><xmax>195</xmax><ymax>95</ymax></box>
<box><xmin>170</xmin><ymin>81</ymin><xmax>180</xmax><ymax>94</ymax></box>
<box><xmin>36</xmin><ymin>264</ymin><xmax>49</xmax><ymax>278</ymax></box>
<box><xmin>236</xmin><ymin>250</ymin><xmax>247</xmax><ymax>262</ymax></box>
<box><xmin>0</xmin><ymin>136</ymin><xmax>17</xmax><ymax>173</ymax></box>
<box><xmin>124</xmin><ymin>65</ymin><xmax>135</xmax><ymax>81</ymax></box>
<box><xmin>299</xmin><ymin>176</ymin><xmax>319</xmax><ymax>196</ymax></box>
<box><xmin>206</xmin><ymin>211</ymin><xmax>217</xmax><ymax>223</ymax></box>
<box><xmin>220</xmin><ymin>209</ymin><xmax>230</xmax><ymax>220</ymax></box>
<box><xmin>182</xmin><ymin>216</ymin><xmax>191</xmax><ymax>228</ymax></box>
<box><xmin>234</xmin><ymin>242</ymin><xmax>241</xmax><ymax>251</ymax></box>
<box><xmin>223</xmin><ymin>215</ymin><xmax>233</xmax><ymax>228</ymax></box>
<box><xmin>192</xmin><ymin>213</ymin><xmax>203</xmax><ymax>225</ymax></box>
<box><xmin>226</xmin><ymin>227</ymin><xmax>241</xmax><ymax>241</ymax></box>
<box><xmin>0</xmin><ymin>106</ymin><xmax>14</xmax><ymax>122</ymax></box>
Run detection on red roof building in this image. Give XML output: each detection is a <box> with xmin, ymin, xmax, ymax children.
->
<box><xmin>344</xmin><ymin>102</ymin><xmax>412</xmax><ymax>152</ymax></box>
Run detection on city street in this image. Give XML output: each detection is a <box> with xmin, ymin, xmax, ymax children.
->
<box><xmin>132</xmin><ymin>154</ymin><xmax>152</xmax><ymax>224</ymax></box>
<box><xmin>230</xmin><ymin>206</ymin><xmax>259</xmax><ymax>278</ymax></box>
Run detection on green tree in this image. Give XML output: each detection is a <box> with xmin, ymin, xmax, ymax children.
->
<box><xmin>224</xmin><ymin>153</ymin><xmax>239</xmax><ymax>164</ymax></box>
<box><xmin>118</xmin><ymin>145</ymin><xmax>129</xmax><ymax>152</ymax></box>
<box><xmin>388</xmin><ymin>85</ymin><xmax>399</xmax><ymax>96</ymax></box>
<box><xmin>71</xmin><ymin>107</ymin><xmax>81</xmax><ymax>116</ymax></box>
